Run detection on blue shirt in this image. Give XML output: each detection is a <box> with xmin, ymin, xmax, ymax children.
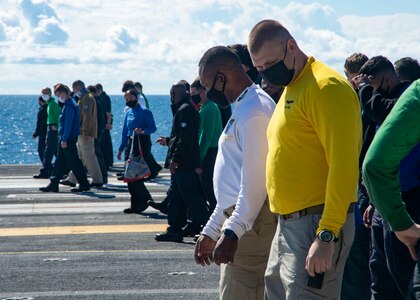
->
<box><xmin>118</xmin><ymin>104</ymin><xmax>157</xmax><ymax>152</ymax></box>
<box><xmin>59</xmin><ymin>98</ymin><xmax>80</xmax><ymax>142</ymax></box>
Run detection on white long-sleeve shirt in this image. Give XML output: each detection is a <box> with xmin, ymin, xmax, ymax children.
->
<box><xmin>201</xmin><ymin>84</ymin><xmax>276</xmax><ymax>240</ymax></box>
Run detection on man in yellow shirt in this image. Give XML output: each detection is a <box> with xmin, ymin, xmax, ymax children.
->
<box><xmin>249</xmin><ymin>20</ymin><xmax>362</xmax><ymax>299</ymax></box>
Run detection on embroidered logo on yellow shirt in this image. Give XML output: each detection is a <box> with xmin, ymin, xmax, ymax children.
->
<box><xmin>285</xmin><ymin>100</ymin><xmax>294</xmax><ymax>110</ymax></box>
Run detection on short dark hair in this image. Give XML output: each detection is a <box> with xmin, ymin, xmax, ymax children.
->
<box><xmin>199</xmin><ymin>46</ymin><xmax>242</xmax><ymax>78</ymax></box>
<box><xmin>95</xmin><ymin>83</ymin><xmax>103</xmax><ymax>92</ymax></box>
<box><xmin>344</xmin><ymin>53</ymin><xmax>369</xmax><ymax>74</ymax></box>
<box><xmin>359</xmin><ymin>56</ymin><xmax>395</xmax><ymax>77</ymax></box>
<box><xmin>86</xmin><ymin>85</ymin><xmax>97</xmax><ymax>94</ymax></box>
<box><xmin>227</xmin><ymin>44</ymin><xmax>253</xmax><ymax>68</ymax></box>
<box><xmin>72</xmin><ymin>80</ymin><xmax>85</xmax><ymax>89</ymax></box>
<box><xmin>394</xmin><ymin>57</ymin><xmax>420</xmax><ymax>82</ymax></box>
<box><xmin>190</xmin><ymin>77</ymin><xmax>204</xmax><ymax>90</ymax></box>
<box><xmin>54</xmin><ymin>83</ymin><xmax>70</xmax><ymax>95</ymax></box>
<box><xmin>122</xmin><ymin>80</ymin><xmax>135</xmax><ymax>93</ymax></box>
<box><xmin>248</xmin><ymin>19</ymin><xmax>291</xmax><ymax>54</ymax></box>
<box><xmin>178</xmin><ymin>79</ymin><xmax>190</xmax><ymax>91</ymax></box>
<box><xmin>134</xmin><ymin>82</ymin><xmax>143</xmax><ymax>89</ymax></box>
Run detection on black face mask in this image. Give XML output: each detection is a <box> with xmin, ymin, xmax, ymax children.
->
<box><xmin>126</xmin><ymin>100</ymin><xmax>138</xmax><ymax>108</ymax></box>
<box><xmin>259</xmin><ymin>42</ymin><xmax>295</xmax><ymax>87</ymax></box>
<box><xmin>376</xmin><ymin>76</ymin><xmax>390</xmax><ymax>96</ymax></box>
<box><xmin>191</xmin><ymin>93</ymin><xmax>201</xmax><ymax>105</ymax></box>
<box><xmin>206</xmin><ymin>73</ymin><xmax>230</xmax><ymax>109</ymax></box>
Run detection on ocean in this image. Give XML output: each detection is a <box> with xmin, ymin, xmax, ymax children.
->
<box><xmin>0</xmin><ymin>95</ymin><xmax>172</xmax><ymax>165</ymax></box>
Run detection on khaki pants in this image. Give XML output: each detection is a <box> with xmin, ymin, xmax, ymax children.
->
<box><xmin>264</xmin><ymin>211</ymin><xmax>355</xmax><ymax>300</ymax></box>
<box><xmin>68</xmin><ymin>135</ymin><xmax>103</xmax><ymax>184</ymax></box>
<box><xmin>220</xmin><ymin>200</ymin><xmax>277</xmax><ymax>300</ymax></box>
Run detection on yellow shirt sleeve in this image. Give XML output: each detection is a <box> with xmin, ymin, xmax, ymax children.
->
<box><xmin>306</xmin><ymin>80</ymin><xmax>361</xmax><ymax>236</ymax></box>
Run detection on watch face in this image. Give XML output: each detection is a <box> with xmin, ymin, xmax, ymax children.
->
<box><xmin>320</xmin><ymin>230</ymin><xmax>333</xmax><ymax>242</ymax></box>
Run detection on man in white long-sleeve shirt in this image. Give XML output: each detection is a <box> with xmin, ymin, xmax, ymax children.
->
<box><xmin>194</xmin><ymin>45</ymin><xmax>277</xmax><ymax>300</ymax></box>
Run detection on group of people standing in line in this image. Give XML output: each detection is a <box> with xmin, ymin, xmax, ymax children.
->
<box><xmin>33</xmin><ymin>81</ymin><xmax>114</xmax><ymax>192</ymax></box>
<box><xmin>32</xmin><ymin>18</ymin><xmax>420</xmax><ymax>300</ymax></box>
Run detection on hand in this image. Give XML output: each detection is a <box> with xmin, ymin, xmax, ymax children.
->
<box><xmin>156</xmin><ymin>136</ymin><xmax>167</xmax><ymax>146</ymax></box>
<box><xmin>395</xmin><ymin>224</ymin><xmax>420</xmax><ymax>261</ymax></box>
<box><xmin>305</xmin><ymin>238</ymin><xmax>334</xmax><ymax>276</ymax></box>
<box><xmin>195</xmin><ymin>168</ymin><xmax>202</xmax><ymax>174</ymax></box>
<box><xmin>134</xmin><ymin>128</ymin><xmax>144</xmax><ymax>134</ymax></box>
<box><xmin>351</xmin><ymin>74</ymin><xmax>371</xmax><ymax>89</ymax></box>
<box><xmin>195</xmin><ymin>234</ymin><xmax>217</xmax><ymax>266</ymax></box>
<box><xmin>213</xmin><ymin>235</ymin><xmax>238</xmax><ymax>265</ymax></box>
<box><xmin>363</xmin><ymin>204</ymin><xmax>375</xmax><ymax>228</ymax></box>
<box><xmin>106</xmin><ymin>124</ymin><xmax>112</xmax><ymax>130</ymax></box>
<box><xmin>117</xmin><ymin>151</ymin><xmax>122</xmax><ymax>160</ymax></box>
<box><xmin>169</xmin><ymin>161</ymin><xmax>178</xmax><ymax>174</ymax></box>
<box><xmin>61</xmin><ymin>141</ymin><xmax>67</xmax><ymax>149</ymax></box>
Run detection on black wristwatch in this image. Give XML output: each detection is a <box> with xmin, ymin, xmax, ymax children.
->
<box><xmin>223</xmin><ymin>229</ymin><xmax>238</xmax><ymax>240</ymax></box>
<box><xmin>317</xmin><ymin>230</ymin><xmax>337</xmax><ymax>243</ymax></box>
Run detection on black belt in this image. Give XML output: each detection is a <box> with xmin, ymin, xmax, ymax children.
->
<box><xmin>279</xmin><ymin>203</ymin><xmax>355</xmax><ymax>220</ymax></box>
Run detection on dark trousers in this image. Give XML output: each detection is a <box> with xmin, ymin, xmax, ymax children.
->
<box><xmin>139</xmin><ymin>135</ymin><xmax>162</xmax><ymax>176</ymax></box>
<box><xmin>50</xmin><ymin>138</ymin><xmax>89</xmax><ymax>188</ymax></box>
<box><xmin>101</xmin><ymin>129</ymin><xmax>114</xmax><ymax>168</ymax></box>
<box><xmin>39</xmin><ymin>128</ymin><xmax>58</xmax><ymax>176</ymax></box>
<box><xmin>341</xmin><ymin>223</ymin><xmax>371</xmax><ymax>300</ymax></box>
<box><xmin>37</xmin><ymin>131</ymin><xmax>47</xmax><ymax>164</ymax></box>
<box><xmin>409</xmin><ymin>247</ymin><xmax>420</xmax><ymax>299</ymax></box>
<box><xmin>370</xmin><ymin>186</ymin><xmax>420</xmax><ymax>300</ymax></box>
<box><xmin>95</xmin><ymin>130</ymin><xmax>108</xmax><ymax>182</ymax></box>
<box><xmin>201</xmin><ymin>147</ymin><xmax>218</xmax><ymax>213</ymax></box>
<box><xmin>126</xmin><ymin>135</ymin><xmax>152</xmax><ymax>212</ymax></box>
<box><xmin>167</xmin><ymin>169</ymin><xmax>209</xmax><ymax>233</ymax></box>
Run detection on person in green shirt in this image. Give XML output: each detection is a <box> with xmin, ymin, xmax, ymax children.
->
<box><xmin>34</xmin><ymin>87</ymin><xmax>61</xmax><ymax>179</ymax></box>
<box><xmin>363</xmin><ymin>79</ymin><xmax>420</xmax><ymax>299</ymax></box>
<box><xmin>190</xmin><ymin>77</ymin><xmax>223</xmax><ymax>213</ymax></box>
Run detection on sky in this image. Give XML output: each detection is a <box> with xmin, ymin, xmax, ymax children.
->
<box><xmin>0</xmin><ymin>0</ymin><xmax>419</xmax><ymax>95</ymax></box>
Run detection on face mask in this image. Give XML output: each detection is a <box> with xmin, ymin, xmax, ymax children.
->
<box><xmin>41</xmin><ymin>94</ymin><xmax>50</xmax><ymax>101</ymax></box>
<box><xmin>58</xmin><ymin>94</ymin><xmax>66</xmax><ymax>103</ymax></box>
<box><xmin>191</xmin><ymin>93</ymin><xmax>201</xmax><ymax>105</ymax></box>
<box><xmin>126</xmin><ymin>100</ymin><xmax>138</xmax><ymax>108</ymax></box>
<box><xmin>206</xmin><ymin>73</ymin><xmax>230</xmax><ymax>109</ymax></box>
<box><xmin>376</xmin><ymin>76</ymin><xmax>390</xmax><ymax>96</ymax></box>
<box><xmin>259</xmin><ymin>41</ymin><xmax>295</xmax><ymax>87</ymax></box>
<box><xmin>246</xmin><ymin>67</ymin><xmax>259</xmax><ymax>83</ymax></box>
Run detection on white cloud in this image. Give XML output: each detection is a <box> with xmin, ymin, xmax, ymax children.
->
<box><xmin>0</xmin><ymin>0</ymin><xmax>419</xmax><ymax>94</ymax></box>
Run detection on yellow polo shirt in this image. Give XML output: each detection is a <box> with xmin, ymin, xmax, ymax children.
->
<box><xmin>266</xmin><ymin>57</ymin><xmax>362</xmax><ymax>236</ymax></box>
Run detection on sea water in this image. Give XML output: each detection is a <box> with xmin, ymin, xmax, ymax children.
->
<box><xmin>0</xmin><ymin>95</ymin><xmax>172</xmax><ymax>165</ymax></box>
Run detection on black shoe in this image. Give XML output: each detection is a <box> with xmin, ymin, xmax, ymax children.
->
<box><xmin>155</xmin><ymin>231</ymin><xmax>183</xmax><ymax>242</ymax></box>
<box><xmin>123</xmin><ymin>208</ymin><xmax>135</xmax><ymax>214</ymax></box>
<box><xmin>59</xmin><ymin>179</ymin><xmax>76</xmax><ymax>187</ymax></box>
<box><xmin>147</xmin><ymin>200</ymin><xmax>168</xmax><ymax>215</ymax></box>
<box><xmin>71</xmin><ymin>186</ymin><xmax>91</xmax><ymax>193</ymax></box>
<box><xmin>90</xmin><ymin>182</ymin><xmax>103</xmax><ymax>188</ymax></box>
<box><xmin>39</xmin><ymin>184</ymin><xmax>58</xmax><ymax>192</ymax></box>
<box><xmin>33</xmin><ymin>174</ymin><xmax>49</xmax><ymax>179</ymax></box>
<box><xmin>102</xmin><ymin>178</ymin><xmax>108</xmax><ymax>184</ymax></box>
<box><xmin>117</xmin><ymin>175</ymin><xmax>124</xmax><ymax>181</ymax></box>
<box><xmin>182</xmin><ymin>225</ymin><xmax>201</xmax><ymax>237</ymax></box>
<box><xmin>116</xmin><ymin>172</ymin><xmax>123</xmax><ymax>176</ymax></box>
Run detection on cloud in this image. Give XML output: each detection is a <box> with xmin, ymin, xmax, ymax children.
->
<box><xmin>0</xmin><ymin>0</ymin><xmax>419</xmax><ymax>94</ymax></box>
<box><xmin>19</xmin><ymin>0</ymin><xmax>68</xmax><ymax>45</ymax></box>
<box><xmin>106</xmin><ymin>25</ymin><xmax>138</xmax><ymax>52</ymax></box>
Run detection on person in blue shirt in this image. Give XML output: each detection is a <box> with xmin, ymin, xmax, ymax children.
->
<box><xmin>40</xmin><ymin>84</ymin><xmax>90</xmax><ymax>193</ymax></box>
<box><xmin>117</xmin><ymin>90</ymin><xmax>156</xmax><ymax>214</ymax></box>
